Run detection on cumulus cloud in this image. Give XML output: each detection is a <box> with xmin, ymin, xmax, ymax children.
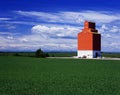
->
<box><xmin>0</xmin><ymin>24</ymin><xmax>80</xmax><ymax>51</ymax></box>
<box><xmin>0</xmin><ymin>10</ymin><xmax>120</xmax><ymax>52</ymax></box>
<box><xmin>0</xmin><ymin>23</ymin><xmax>120</xmax><ymax>52</ymax></box>
<box><xmin>31</xmin><ymin>24</ymin><xmax>81</xmax><ymax>39</ymax></box>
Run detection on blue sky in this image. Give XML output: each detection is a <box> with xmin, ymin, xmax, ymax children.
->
<box><xmin>0</xmin><ymin>0</ymin><xmax>120</xmax><ymax>52</ymax></box>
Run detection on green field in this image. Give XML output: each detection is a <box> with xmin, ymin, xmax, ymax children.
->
<box><xmin>0</xmin><ymin>56</ymin><xmax>120</xmax><ymax>95</ymax></box>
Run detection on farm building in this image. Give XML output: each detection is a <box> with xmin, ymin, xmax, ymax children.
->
<box><xmin>77</xmin><ymin>21</ymin><xmax>101</xmax><ymax>58</ymax></box>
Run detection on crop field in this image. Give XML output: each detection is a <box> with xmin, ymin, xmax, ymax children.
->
<box><xmin>0</xmin><ymin>56</ymin><xmax>120</xmax><ymax>95</ymax></box>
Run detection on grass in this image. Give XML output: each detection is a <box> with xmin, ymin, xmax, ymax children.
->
<box><xmin>0</xmin><ymin>56</ymin><xmax>120</xmax><ymax>95</ymax></box>
<box><xmin>48</xmin><ymin>52</ymin><xmax>76</xmax><ymax>57</ymax></box>
<box><xmin>102</xmin><ymin>52</ymin><xmax>120</xmax><ymax>58</ymax></box>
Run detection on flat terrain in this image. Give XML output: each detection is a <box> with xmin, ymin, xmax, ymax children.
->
<box><xmin>0</xmin><ymin>56</ymin><xmax>120</xmax><ymax>95</ymax></box>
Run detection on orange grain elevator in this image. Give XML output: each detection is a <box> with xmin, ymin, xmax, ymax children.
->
<box><xmin>77</xmin><ymin>21</ymin><xmax>101</xmax><ymax>58</ymax></box>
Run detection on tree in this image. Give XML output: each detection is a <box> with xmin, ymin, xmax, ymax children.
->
<box><xmin>45</xmin><ymin>53</ymin><xmax>49</xmax><ymax>57</ymax></box>
<box><xmin>14</xmin><ymin>53</ymin><xmax>20</xmax><ymax>56</ymax></box>
<box><xmin>35</xmin><ymin>48</ymin><xmax>45</xmax><ymax>58</ymax></box>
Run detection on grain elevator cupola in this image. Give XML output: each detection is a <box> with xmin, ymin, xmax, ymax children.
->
<box><xmin>77</xmin><ymin>21</ymin><xmax>101</xmax><ymax>58</ymax></box>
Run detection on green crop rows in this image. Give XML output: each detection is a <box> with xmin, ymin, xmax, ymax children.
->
<box><xmin>0</xmin><ymin>56</ymin><xmax>120</xmax><ymax>95</ymax></box>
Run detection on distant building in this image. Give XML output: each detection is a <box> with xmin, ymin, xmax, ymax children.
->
<box><xmin>77</xmin><ymin>21</ymin><xmax>101</xmax><ymax>58</ymax></box>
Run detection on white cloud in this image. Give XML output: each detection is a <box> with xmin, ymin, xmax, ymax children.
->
<box><xmin>0</xmin><ymin>10</ymin><xmax>120</xmax><ymax>52</ymax></box>
<box><xmin>76</xmin><ymin>11</ymin><xmax>120</xmax><ymax>23</ymax></box>
<box><xmin>110</xmin><ymin>26</ymin><xmax>120</xmax><ymax>33</ymax></box>
<box><xmin>97</xmin><ymin>24</ymin><xmax>120</xmax><ymax>51</ymax></box>
<box><xmin>0</xmin><ymin>32</ymin><xmax>21</xmax><ymax>36</ymax></box>
<box><xmin>0</xmin><ymin>24</ymin><xmax>16</xmax><ymax>30</ymax></box>
<box><xmin>0</xmin><ymin>22</ymin><xmax>120</xmax><ymax>52</ymax></box>
<box><xmin>0</xmin><ymin>24</ymin><xmax>79</xmax><ymax>51</ymax></box>
<box><xmin>7</xmin><ymin>36</ymin><xmax>14</xmax><ymax>40</ymax></box>
<box><xmin>31</xmin><ymin>24</ymin><xmax>81</xmax><ymax>39</ymax></box>
<box><xmin>1</xmin><ymin>23</ymin><xmax>120</xmax><ymax>52</ymax></box>
<box><xmin>16</xmin><ymin>10</ymin><xmax>120</xmax><ymax>24</ymax></box>
<box><xmin>0</xmin><ymin>18</ymin><xmax>11</xmax><ymax>21</ymax></box>
<box><xmin>3</xmin><ymin>21</ymin><xmax>36</xmax><ymax>25</ymax></box>
<box><xmin>16</xmin><ymin>10</ymin><xmax>62</xmax><ymax>23</ymax></box>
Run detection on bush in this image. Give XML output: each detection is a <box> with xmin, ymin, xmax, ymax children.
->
<box><xmin>14</xmin><ymin>53</ymin><xmax>20</xmax><ymax>56</ymax></box>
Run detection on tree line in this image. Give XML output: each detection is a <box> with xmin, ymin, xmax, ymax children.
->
<box><xmin>0</xmin><ymin>48</ymin><xmax>50</xmax><ymax>58</ymax></box>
